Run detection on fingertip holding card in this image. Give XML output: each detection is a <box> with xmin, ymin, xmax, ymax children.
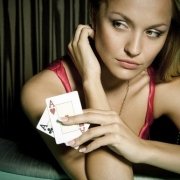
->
<box><xmin>60</xmin><ymin>115</ymin><xmax>69</xmax><ymax>122</ymax></box>
<box><xmin>74</xmin><ymin>146</ymin><xmax>79</xmax><ymax>150</ymax></box>
<box><xmin>65</xmin><ymin>141</ymin><xmax>79</xmax><ymax>150</ymax></box>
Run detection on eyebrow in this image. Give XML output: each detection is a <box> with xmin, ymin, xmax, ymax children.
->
<box><xmin>109</xmin><ymin>12</ymin><xmax>170</xmax><ymax>28</ymax></box>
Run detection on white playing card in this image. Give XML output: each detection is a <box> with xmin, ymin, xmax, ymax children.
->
<box><xmin>46</xmin><ymin>91</ymin><xmax>89</xmax><ymax>144</ymax></box>
<box><xmin>36</xmin><ymin>107</ymin><xmax>54</xmax><ymax>137</ymax></box>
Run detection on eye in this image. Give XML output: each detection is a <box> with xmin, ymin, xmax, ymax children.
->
<box><xmin>112</xmin><ymin>20</ymin><xmax>128</xmax><ymax>30</ymax></box>
<box><xmin>146</xmin><ymin>29</ymin><xmax>162</xmax><ymax>38</ymax></box>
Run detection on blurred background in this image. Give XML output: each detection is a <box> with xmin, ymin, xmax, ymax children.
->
<box><xmin>0</xmin><ymin>0</ymin><xmax>178</xmax><ymax>147</ymax></box>
<box><xmin>0</xmin><ymin>0</ymin><xmax>89</xmax><ymax>141</ymax></box>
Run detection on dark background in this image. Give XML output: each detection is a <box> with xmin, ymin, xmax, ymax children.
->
<box><xmin>0</xmin><ymin>0</ymin><xmax>178</xmax><ymax>146</ymax></box>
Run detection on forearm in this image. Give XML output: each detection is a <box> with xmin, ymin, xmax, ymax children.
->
<box><xmin>86</xmin><ymin>148</ymin><xmax>133</xmax><ymax>180</ymax></box>
<box><xmin>83</xmin><ymin>79</ymin><xmax>110</xmax><ymax>110</ymax></box>
<box><xmin>83</xmin><ymin>79</ymin><xmax>133</xmax><ymax>179</ymax></box>
<box><xmin>140</xmin><ymin>140</ymin><xmax>180</xmax><ymax>173</ymax></box>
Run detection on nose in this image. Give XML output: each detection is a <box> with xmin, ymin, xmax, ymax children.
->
<box><xmin>124</xmin><ymin>32</ymin><xmax>142</xmax><ymax>57</ymax></box>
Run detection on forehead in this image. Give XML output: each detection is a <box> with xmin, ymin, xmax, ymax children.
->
<box><xmin>100</xmin><ymin>0</ymin><xmax>172</xmax><ymax>25</ymax></box>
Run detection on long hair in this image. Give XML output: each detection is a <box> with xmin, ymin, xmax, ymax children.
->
<box><xmin>153</xmin><ymin>0</ymin><xmax>180</xmax><ymax>81</ymax></box>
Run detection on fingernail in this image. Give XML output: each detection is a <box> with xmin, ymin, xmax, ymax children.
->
<box><xmin>66</xmin><ymin>140</ymin><xmax>75</xmax><ymax>147</ymax></box>
<box><xmin>79</xmin><ymin>147</ymin><xmax>86</xmax><ymax>153</ymax></box>
<box><xmin>60</xmin><ymin>116</ymin><xmax>69</xmax><ymax>122</ymax></box>
<box><xmin>74</xmin><ymin>146</ymin><xmax>79</xmax><ymax>150</ymax></box>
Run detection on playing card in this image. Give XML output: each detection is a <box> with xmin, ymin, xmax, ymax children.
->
<box><xmin>36</xmin><ymin>107</ymin><xmax>54</xmax><ymax>137</ymax></box>
<box><xmin>46</xmin><ymin>91</ymin><xmax>89</xmax><ymax>144</ymax></box>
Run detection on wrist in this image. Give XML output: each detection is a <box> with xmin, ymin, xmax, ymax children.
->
<box><xmin>82</xmin><ymin>78</ymin><xmax>110</xmax><ymax>110</ymax></box>
<box><xmin>82</xmin><ymin>73</ymin><xmax>101</xmax><ymax>84</ymax></box>
<box><xmin>83</xmin><ymin>77</ymin><xmax>102</xmax><ymax>90</ymax></box>
<box><xmin>136</xmin><ymin>139</ymin><xmax>155</xmax><ymax>164</ymax></box>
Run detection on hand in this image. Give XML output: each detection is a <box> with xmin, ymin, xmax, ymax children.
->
<box><xmin>61</xmin><ymin>109</ymin><xmax>147</xmax><ymax>163</ymax></box>
<box><xmin>68</xmin><ymin>25</ymin><xmax>101</xmax><ymax>82</ymax></box>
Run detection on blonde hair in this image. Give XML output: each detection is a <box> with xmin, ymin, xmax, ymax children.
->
<box><xmin>89</xmin><ymin>0</ymin><xmax>180</xmax><ymax>82</ymax></box>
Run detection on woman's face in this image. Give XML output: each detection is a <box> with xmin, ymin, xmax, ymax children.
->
<box><xmin>94</xmin><ymin>0</ymin><xmax>172</xmax><ymax>80</ymax></box>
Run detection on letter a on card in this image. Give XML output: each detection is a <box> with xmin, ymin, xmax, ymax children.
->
<box><xmin>49</xmin><ymin>100</ymin><xmax>55</xmax><ymax>115</ymax></box>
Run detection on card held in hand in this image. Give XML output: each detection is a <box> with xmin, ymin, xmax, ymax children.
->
<box><xmin>36</xmin><ymin>107</ymin><xmax>54</xmax><ymax>137</ymax></box>
<box><xmin>46</xmin><ymin>91</ymin><xmax>89</xmax><ymax>144</ymax></box>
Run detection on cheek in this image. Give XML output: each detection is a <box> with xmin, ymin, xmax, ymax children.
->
<box><xmin>144</xmin><ymin>40</ymin><xmax>166</xmax><ymax>63</ymax></box>
<box><xmin>140</xmin><ymin>31</ymin><xmax>169</xmax><ymax>66</ymax></box>
<box><xmin>95</xmin><ymin>25</ymin><xmax>118</xmax><ymax>57</ymax></box>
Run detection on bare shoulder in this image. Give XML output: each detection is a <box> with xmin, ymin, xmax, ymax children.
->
<box><xmin>154</xmin><ymin>77</ymin><xmax>180</xmax><ymax>128</ymax></box>
<box><xmin>21</xmin><ymin>69</ymin><xmax>67</xmax><ymax>125</ymax></box>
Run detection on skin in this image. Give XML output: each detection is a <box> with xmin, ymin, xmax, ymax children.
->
<box><xmin>94</xmin><ymin>0</ymin><xmax>171</xmax><ymax>81</ymax></box>
<box><xmin>21</xmin><ymin>0</ymin><xmax>180</xmax><ymax>179</ymax></box>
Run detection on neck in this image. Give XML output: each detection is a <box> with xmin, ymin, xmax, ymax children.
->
<box><xmin>100</xmin><ymin>62</ymin><xmax>127</xmax><ymax>91</ymax></box>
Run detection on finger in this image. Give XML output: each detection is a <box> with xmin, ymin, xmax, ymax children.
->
<box><xmin>68</xmin><ymin>124</ymin><xmax>112</xmax><ymax>147</ymax></box>
<box><xmin>68</xmin><ymin>40</ymin><xmax>81</xmax><ymax>69</ymax></box>
<box><xmin>77</xmin><ymin>27</ymin><xmax>95</xmax><ymax>53</ymax></box>
<box><xmin>68</xmin><ymin>25</ymin><xmax>94</xmax><ymax>68</ymax></box>
<box><xmin>78</xmin><ymin>26</ymin><xmax>95</xmax><ymax>43</ymax></box>
<box><xmin>79</xmin><ymin>134</ymin><xmax>117</xmax><ymax>153</ymax></box>
<box><xmin>83</xmin><ymin>109</ymin><xmax>117</xmax><ymax>116</ymax></box>
<box><xmin>67</xmin><ymin>25</ymin><xmax>86</xmax><ymax>62</ymax></box>
<box><xmin>72</xmin><ymin>26</ymin><xmax>95</xmax><ymax>61</ymax></box>
<box><xmin>74</xmin><ymin>24</ymin><xmax>93</xmax><ymax>43</ymax></box>
<box><xmin>67</xmin><ymin>41</ymin><xmax>76</xmax><ymax>61</ymax></box>
<box><xmin>60</xmin><ymin>110</ymin><xmax>119</xmax><ymax>126</ymax></box>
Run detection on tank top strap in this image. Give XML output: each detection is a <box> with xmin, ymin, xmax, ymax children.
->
<box><xmin>139</xmin><ymin>67</ymin><xmax>156</xmax><ymax>139</ymax></box>
<box><xmin>47</xmin><ymin>59</ymin><xmax>72</xmax><ymax>93</ymax></box>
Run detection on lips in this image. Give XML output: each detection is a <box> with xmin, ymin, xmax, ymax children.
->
<box><xmin>115</xmin><ymin>59</ymin><xmax>140</xmax><ymax>70</ymax></box>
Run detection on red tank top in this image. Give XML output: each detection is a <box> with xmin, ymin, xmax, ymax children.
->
<box><xmin>47</xmin><ymin>58</ymin><xmax>155</xmax><ymax>139</ymax></box>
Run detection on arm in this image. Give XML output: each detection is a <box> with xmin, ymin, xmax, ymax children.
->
<box><xmin>62</xmin><ymin>78</ymin><xmax>180</xmax><ymax>174</ymax></box>
<box><xmin>68</xmin><ymin>25</ymin><xmax>133</xmax><ymax>179</ymax></box>
<box><xmin>21</xmin><ymin>70</ymin><xmax>88</xmax><ymax>180</ymax></box>
<box><xmin>60</xmin><ymin>107</ymin><xmax>180</xmax><ymax>174</ymax></box>
<box><xmin>68</xmin><ymin>25</ymin><xmax>109</xmax><ymax>109</ymax></box>
<box><xmin>141</xmin><ymin>78</ymin><xmax>180</xmax><ymax>173</ymax></box>
<box><xmin>140</xmin><ymin>140</ymin><xmax>180</xmax><ymax>173</ymax></box>
<box><xmin>83</xmin><ymin>79</ymin><xmax>133</xmax><ymax>180</ymax></box>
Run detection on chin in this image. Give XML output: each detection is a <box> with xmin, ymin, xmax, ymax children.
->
<box><xmin>111</xmin><ymin>67</ymin><xmax>142</xmax><ymax>81</ymax></box>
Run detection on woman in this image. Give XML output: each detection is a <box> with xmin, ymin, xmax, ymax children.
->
<box><xmin>21</xmin><ymin>0</ymin><xmax>180</xmax><ymax>179</ymax></box>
